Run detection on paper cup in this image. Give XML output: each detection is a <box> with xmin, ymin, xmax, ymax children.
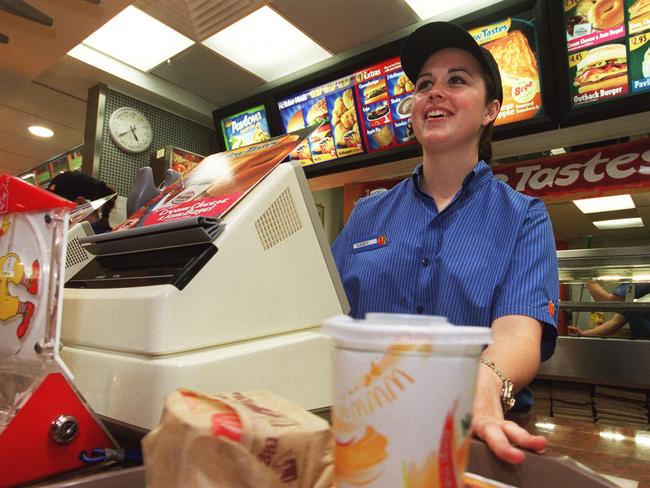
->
<box><xmin>323</xmin><ymin>313</ymin><xmax>491</xmax><ymax>488</ymax></box>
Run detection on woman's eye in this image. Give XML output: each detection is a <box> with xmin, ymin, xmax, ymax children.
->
<box><xmin>415</xmin><ymin>79</ymin><xmax>432</xmax><ymax>92</ymax></box>
<box><xmin>448</xmin><ymin>75</ymin><xmax>466</xmax><ymax>85</ymax></box>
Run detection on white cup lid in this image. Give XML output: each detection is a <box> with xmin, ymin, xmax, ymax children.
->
<box><xmin>323</xmin><ymin>314</ymin><xmax>492</xmax><ymax>347</ymax></box>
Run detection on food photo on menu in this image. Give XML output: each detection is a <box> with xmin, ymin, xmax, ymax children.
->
<box><xmin>627</xmin><ymin>0</ymin><xmax>650</xmax><ymax>92</ymax></box>
<box><xmin>565</xmin><ymin>0</ymin><xmax>626</xmax><ymax>51</ymax></box>
<box><xmin>570</xmin><ymin>42</ymin><xmax>629</xmax><ymax>104</ymax></box>
<box><xmin>628</xmin><ymin>0</ymin><xmax>650</xmax><ymax>34</ymax></box>
<box><xmin>278</xmin><ymin>75</ymin><xmax>363</xmax><ymax>166</ymax></box>
<box><xmin>353</xmin><ymin>58</ymin><xmax>417</xmax><ymax>152</ymax></box>
<box><xmin>469</xmin><ymin>15</ymin><xmax>544</xmax><ymax>125</ymax></box>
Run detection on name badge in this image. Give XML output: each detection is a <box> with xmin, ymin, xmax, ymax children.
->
<box><xmin>352</xmin><ymin>235</ymin><xmax>388</xmax><ymax>253</ymax></box>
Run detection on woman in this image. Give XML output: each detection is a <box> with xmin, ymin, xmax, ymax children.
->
<box><xmin>332</xmin><ymin>22</ymin><xmax>559</xmax><ymax>464</ymax></box>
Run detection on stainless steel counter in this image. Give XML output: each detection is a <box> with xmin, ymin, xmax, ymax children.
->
<box><xmin>538</xmin><ymin>336</ymin><xmax>650</xmax><ymax>389</ymax></box>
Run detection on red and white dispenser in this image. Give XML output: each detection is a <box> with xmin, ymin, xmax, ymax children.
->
<box><xmin>0</xmin><ymin>175</ymin><xmax>117</xmax><ymax>487</ymax></box>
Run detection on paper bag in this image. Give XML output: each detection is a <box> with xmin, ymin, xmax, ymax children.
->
<box><xmin>142</xmin><ymin>389</ymin><xmax>333</xmax><ymax>487</ymax></box>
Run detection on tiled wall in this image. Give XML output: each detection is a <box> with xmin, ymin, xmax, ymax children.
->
<box><xmin>100</xmin><ymin>89</ymin><xmax>219</xmax><ymax>196</ymax></box>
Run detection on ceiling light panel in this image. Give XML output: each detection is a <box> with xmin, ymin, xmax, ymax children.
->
<box><xmin>573</xmin><ymin>194</ymin><xmax>635</xmax><ymax>214</ymax></box>
<box><xmin>80</xmin><ymin>6</ymin><xmax>194</xmax><ymax>72</ymax></box>
<box><xmin>28</xmin><ymin>126</ymin><xmax>54</xmax><ymax>138</ymax></box>
<box><xmin>593</xmin><ymin>218</ymin><xmax>644</xmax><ymax>230</ymax></box>
<box><xmin>202</xmin><ymin>6</ymin><xmax>331</xmax><ymax>82</ymax></box>
<box><xmin>403</xmin><ymin>0</ymin><xmax>501</xmax><ymax>20</ymax></box>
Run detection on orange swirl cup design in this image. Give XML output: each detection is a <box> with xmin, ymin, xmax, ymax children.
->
<box><xmin>335</xmin><ymin>426</ymin><xmax>388</xmax><ymax>486</ymax></box>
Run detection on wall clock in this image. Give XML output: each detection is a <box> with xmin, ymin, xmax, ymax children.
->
<box><xmin>108</xmin><ymin>107</ymin><xmax>153</xmax><ymax>153</ymax></box>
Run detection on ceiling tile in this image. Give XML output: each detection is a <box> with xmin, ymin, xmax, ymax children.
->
<box><xmin>151</xmin><ymin>45</ymin><xmax>266</xmax><ymax>106</ymax></box>
<box><xmin>3</xmin><ymin>83</ymin><xmax>86</xmax><ymax>131</ymax></box>
<box><xmin>270</xmin><ymin>0</ymin><xmax>419</xmax><ymax>53</ymax></box>
<box><xmin>0</xmin><ymin>150</ymin><xmax>38</xmax><ymax>174</ymax></box>
<box><xmin>134</xmin><ymin>0</ymin><xmax>265</xmax><ymax>41</ymax></box>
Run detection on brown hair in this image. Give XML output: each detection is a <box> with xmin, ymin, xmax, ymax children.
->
<box><xmin>478</xmin><ymin>65</ymin><xmax>499</xmax><ymax>163</ymax></box>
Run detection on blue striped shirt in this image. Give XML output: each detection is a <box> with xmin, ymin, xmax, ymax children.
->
<box><xmin>332</xmin><ymin>161</ymin><xmax>559</xmax><ymax>361</ymax></box>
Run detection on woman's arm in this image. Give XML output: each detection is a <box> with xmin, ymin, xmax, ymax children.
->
<box><xmin>568</xmin><ymin>313</ymin><xmax>627</xmax><ymax>337</ymax></box>
<box><xmin>586</xmin><ymin>281</ymin><xmax>624</xmax><ymax>302</ymax></box>
<box><xmin>472</xmin><ymin>314</ymin><xmax>547</xmax><ymax>464</ymax></box>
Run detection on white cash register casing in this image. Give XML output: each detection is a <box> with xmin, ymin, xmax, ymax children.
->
<box><xmin>61</xmin><ymin>161</ymin><xmax>349</xmax><ymax>429</ymax></box>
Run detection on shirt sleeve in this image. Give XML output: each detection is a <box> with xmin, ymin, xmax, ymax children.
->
<box><xmin>491</xmin><ymin>198</ymin><xmax>559</xmax><ymax>361</ymax></box>
<box><xmin>613</xmin><ymin>284</ymin><xmax>628</xmax><ymax>299</ymax></box>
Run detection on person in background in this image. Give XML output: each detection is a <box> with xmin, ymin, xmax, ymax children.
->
<box><xmin>332</xmin><ymin>22</ymin><xmax>559</xmax><ymax>464</ymax></box>
<box><xmin>47</xmin><ymin>171</ymin><xmax>116</xmax><ymax>233</ymax></box>
<box><xmin>568</xmin><ymin>281</ymin><xmax>650</xmax><ymax>338</ymax></box>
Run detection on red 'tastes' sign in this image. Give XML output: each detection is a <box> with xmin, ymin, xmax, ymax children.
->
<box><xmin>492</xmin><ymin>138</ymin><xmax>650</xmax><ymax>201</ymax></box>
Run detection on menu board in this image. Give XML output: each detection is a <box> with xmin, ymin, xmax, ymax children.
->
<box><xmin>563</xmin><ymin>0</ymin><xmax>650</xmax><ymax>106</ymax></box>
<box><xmin>220</xmin><ymin>105</ymin><xmax>271</xmax><ymax>150</ymax></box>
<box><xmin>354</xmin><ymin>57</ymin><xmax>416</xmax><ymax>152</ymax></box>
<box><xmin>34</xmin><ymin>165</ymin><xmax>51</xmax><ymax>187</ymax></box>
<box><xmin>278</xmin><ymin>75</ymin><xmax>364</xmax><ymax>166</ymax></box>
<box><xmin>171</xmin><ymin>147</ymin><xmax>204</xmax><ymax>175</ymax></box>
<box><xmin>469</xmin><ymin>14</ymin><xmax>544</xmax><ymax>125</ymax></box>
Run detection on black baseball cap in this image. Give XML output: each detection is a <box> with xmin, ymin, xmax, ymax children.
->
<box><xmin>400</xmin><ymin>22</ymin><xmax>503</xmax><ymax>104</ymax></box>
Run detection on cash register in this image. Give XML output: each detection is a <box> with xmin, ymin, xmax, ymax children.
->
<box><xmin>60</xmin><ymin>160</ymin><xmax>349</xmax><ymax>429</ymax></box>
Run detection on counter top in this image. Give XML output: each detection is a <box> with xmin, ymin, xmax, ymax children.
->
<box><xmin>518</xmin><ymin>414</ymin><xmax>650</xmax><ymax>487</ymax></box>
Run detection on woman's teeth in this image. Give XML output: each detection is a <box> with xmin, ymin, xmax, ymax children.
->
<box><xmin>427</xmin><ymin>110</ymin><xmax>447</xmax><ymax>118</ymax></box>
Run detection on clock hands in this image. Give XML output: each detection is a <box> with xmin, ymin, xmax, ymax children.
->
<box><xmin>117</xmin><ymin>125</ymin><xmax>139</xmax><ymax>142</ymax></box>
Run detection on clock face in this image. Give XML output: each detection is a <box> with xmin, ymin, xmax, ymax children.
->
<box><xmin>108</xmin><ymin>107</ymin><xmax>153</xmax><ymax>153</ymax></box>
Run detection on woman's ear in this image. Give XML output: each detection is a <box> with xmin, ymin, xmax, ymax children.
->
<box><xmin>483</xmin><ymin>99</ymin><xmax>500</xmax><ymax>126</ymax></box>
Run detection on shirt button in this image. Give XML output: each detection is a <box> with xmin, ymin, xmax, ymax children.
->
<box><xmin>416</xmin><ymin>306</ymin><xmax>424</xmax><ymax>314</ymax></box>
<box><xmin>421</xmin><ymin>258</ymin><xmax>429</xmax><ymax>267</ymax></box>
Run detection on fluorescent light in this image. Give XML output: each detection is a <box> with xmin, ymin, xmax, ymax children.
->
<box><xmin>632</xmin><ymin>274</ymin><xmax>650</xmax><ymax>282</ymax></box>
<box><xmin>202</xmin><ymin>6</ymin><xmax>330</xmax><ymax>81</ymax></box>
<box><xmin>573</xmin><ymin>194</ymin><xmax>635</xmax><ymax>214</ymax></box>
<box><xmin>596</xmin><ymin>275</ymin><xmax>626</xmax><ymax>281</ymax></box>
<box><xmin>28</xmin><ymin>126</ymin><xmax>54</xmax><ymax>138</ymax></box>
<box><xmin>635</xmin><ymin>433</ymin><xmax>650</xmax><ymax>448</ymax></box>
<box><xmin>599</xmin><ymin>431</ymin><xmax>625</xmax><ymax>442</ymax></box>
<box><xmin>79</xmin><ymin>6</ymin><xmax>193</xmax><ymax>71</ymax></box>
<box><xmin>550</xmin><ymin>147</ymin><xmax>566</xmax><ymax>155</ymax></box>
<box><xmin>593</xmin><ymin>218</ymin><xmax>644</xmax><ymax>230</ymax></box>
<box><xmin>403</xmin><ymin>0</ymin><xmax>498</xmax><ymax>20</ymax></box>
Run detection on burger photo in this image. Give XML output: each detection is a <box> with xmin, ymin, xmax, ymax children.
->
<box><xmin>363</xmin><ymin>79</ymin><xmax>388</xmax><ymax>105</ymax></box>
<box><xmin>574</xmin><ymin>43</ymin><xmax>627</xmax><ymax>93</ymax></box>
<box><xmin>305</xmin><ymin>98</ymin><xmax>329</xmax><ymax>126</ymax></box>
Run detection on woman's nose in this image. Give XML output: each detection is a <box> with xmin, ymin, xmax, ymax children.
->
<box><xmin>427</xmin><ymin>82</ymin><xmax>444</xmax><ymax>100</ymax></box>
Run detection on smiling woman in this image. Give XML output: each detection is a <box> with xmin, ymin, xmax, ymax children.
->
<box><xmin>332</xmin><ymin>21</ymin><xmax>559</xmax><ymax>467</ymax></box>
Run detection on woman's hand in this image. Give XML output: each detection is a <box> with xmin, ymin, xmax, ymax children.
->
<box><xmin>473</xmin><ymin>315</ymin><xmax>548</xmax><ymax>464</ymax></box>
<box><xmin>472</xmin><ymin>415</ymin><xmax>547</xmax><ymax>464</ymax></box>
<box><xmin>568</xmin><ymin>325</ymin><xmax>585</xmax><ymax>336</ymax></box>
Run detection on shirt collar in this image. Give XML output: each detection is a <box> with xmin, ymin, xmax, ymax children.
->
<box><xmin>411</xmin><ymin>160</ymin><xmax>493</xmax><ymax>198</ymax></box>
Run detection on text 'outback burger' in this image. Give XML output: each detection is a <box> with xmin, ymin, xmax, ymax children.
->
<box><xmin>574</xmin><ymin>44</ymin><xmax>627</xmax><ymax>93</ymax></box>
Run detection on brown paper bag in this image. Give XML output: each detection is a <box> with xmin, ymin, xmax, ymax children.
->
<box><xmin>142</xmin><ymin>389</ymin><xmax>333</xmax><ymax>487</ymax></box>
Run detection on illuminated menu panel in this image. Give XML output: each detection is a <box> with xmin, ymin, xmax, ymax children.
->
<box><xmin>469</xmin><ymin>14</ymin><xmax>544</xmax><ymax>125</ymax></box>
<box><xmin>277</xmin><ymin>75</ymin><xmax>364</xmax><ymax>166</ymax></box>
<box><xmin>221</xmin><ymin>105</ymin><xmax>271</xmax><ymax>150</ymax></box>
<box><xmin>563</xmin><ymin>0</ymin><xmax>650</xmax><ymax>107</ymax></box>
<box><xmin>353</xmin><ymin>57</ymin><xmax>416</xmax><ymax>152</ymax></box>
